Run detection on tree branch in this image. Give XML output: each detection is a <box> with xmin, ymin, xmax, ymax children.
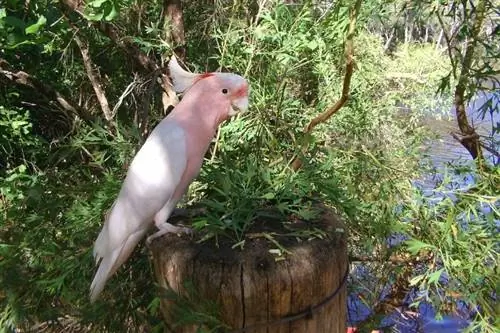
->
<box><xmin>355</xmin><ymin>264</ymin><xmax>413</xmax><ymax>331</ymax></box>
<box><xmin>97</xmin><ymin>22</ymin><xmax>158</xmax><ymax>73</ymax></box>
<box><xmin>436</xmin><ymin>9</ymin><xmax>457</xmax><ymax>75</ymax></box>
<box><xmin>452</xmin><ymin>0</ymin><xmax>487</xmax><ymax>163</ymax></box>
<box><xmin>73</xmin><ymin>31</ymin><xmax>113</xmax><ymax>121</ymax></box>
<box><xmin>0</xmin><ymin>62</ymin><xmax>94</xmax><ymax>124</ymax></box>
<box><xmin>60</xmin><ymin>0</ymin><xmax>178</xmax><ymax>118</ymax></box>
<box><xmin>291</xmin><ymin>0</ymin><xmax>362</xmax><ymax>171</ymax></box>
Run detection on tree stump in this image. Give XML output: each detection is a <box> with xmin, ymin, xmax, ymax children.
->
<box><xmin>150</xmin><ymin>208</ymin><xmax>348</xmax><ymax>333</ymax></box>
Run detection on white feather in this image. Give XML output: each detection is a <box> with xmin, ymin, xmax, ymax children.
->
<box><xmin>168</xmin><ymin>55</ymin><xmax>199</xmax><ymax>93</ymax></box>
<box><xmin>90</xmin><ymin>120</ymin><xmax>187</xmax><ymax>302</ymax></box>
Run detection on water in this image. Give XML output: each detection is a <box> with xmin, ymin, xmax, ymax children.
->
<box><xmin>347</xmin><ymin>91</ymin><xmax>499</xmax><ymax>332</ymax></box>
<box><xmin>425</xmin><ymin>90</ymin><xmax>499</xmax><ymax>167</ymax></box>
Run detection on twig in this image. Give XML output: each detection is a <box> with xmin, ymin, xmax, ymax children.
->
<box><xmin>355</xmin><ymin>264</ymin><xmax>412</xmax><ymax>331</ymax></box>
<box><xmin>137</xmin><ymin>75</ymin><xmax>158</xmax><ymax>140</ymax></box>
<box><xmin>0</xmin><ymin>62</ymin><xmax>94</xmax><ymax>124</ymax></box>
<box><xmin>291</xmin><ymin>0</ymin><xmax>362</xmax><ymax>171</ymax></box>
<box><xmin>479</xmin><ymin>142</ymin><xmax>500</xmax><ymax>159</ymax></box>
<box><xmin>60</xmin><ymin>0</ymin><xmax>178</xmax><ymax>114</ymax></box>
<box><xmin>436</xmin><ymin>9</ymin><xmax>458</xmax><ymax>76</ymax></box>
<box><xmin>72</xmin><ymin>31</ymin><xmax>113</xmax><ymax>121</ymax></box>
<box><xmin>349</xmin><ymin>254</ymin><xmax>432</xmax><ymax>265</ymax></box>
<box><xmin>112</xmin><ymin>77</ymin><xmax>139</xmax><ymax>117</ymax></box>
<box><xmin>210</xmin><ymin>128</ymin><xmax>221</xmax><ymax>161</ymax></box>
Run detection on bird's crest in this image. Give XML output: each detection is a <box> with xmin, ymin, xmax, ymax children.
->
<box><xmin>168</xmin><ymin>55</ymin><xmax>213</xmax><ymax>93</ymax></box>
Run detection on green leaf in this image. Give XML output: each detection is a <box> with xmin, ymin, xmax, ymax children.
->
<box><xmin>428</xmin><ymin>268</ymin><xmax>444</xmax><ymax>285</ymax></box>
<box><xmin>25</xmin><ymin>15</ymin><xmax>46</xmax><ymax>34</ymax></box>
<box><xmin>104</xmin><ymin>4</ymin><xmax>118</xmax><ymax>21</ymax></box>
<box><xmin>409</xmin><ymin>274</ymin><xmax>425</xmax><ymax>286</ymax></box>
<box><xmin>147</xmin><ymin>297</ymin><xmax>161</xmax><ymax>315</ymax></box>
<box><xmin>83</xmin><ymin>11</ymin><xmax>104</xmax><ymax>21</ymax></box>
<box><xmin>90</xmin><ymin>0</ymin><xmax>108</xmax><ymax>8</ymax></box>
<box><xmin>5</xmin><ymin>16</ymin><xmax>26</xmax><ymax>30</ymax></box>
<box><xmin>405</xmin><ymin>239</ymin><xmax>435</xmax><ymax>254</ymax></box>
<box><xmin>11</xmin><ymin>120</ymin><xmax>28</xmax><ymax>129</ymax></box>
<box><xmin>296</xmin><ymin>207</ymin><xmax>319</xmax><ymax>220</ymax></box>
<box><xmin>307</xmin><ymin>40</ymin><xmax>318</xmax><ymax>50</ymax></box>
<box><xmin>261</xmin><ymin>192</ymin><xmax>275</xmax><ymax>200</ymax></box>
<box><xmin>6</xmin><ymin>32</ymin><xmax>34</xmax><ymax>49</ymax></box>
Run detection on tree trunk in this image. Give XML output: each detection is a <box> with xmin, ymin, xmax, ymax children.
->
<box><xmin>384</xmin><ymin>28</ymin><xmax>395</xmax><ymax>52</ymax></box>
<box><xmin>404</xmin><ymin>15</ymin><xmax>410</xmax><ymax>44</ymax></box>
<box><xmin>436</xmin><ymin>29</ymin><xmax>443</xmax><ymax>50</ymax></box>
<box><xmin>452</xmin><ymin>0</ymin><xmax>487</xmax><ymax>163</ymax></box>
<box><xmin>161</xmin><ymin>0</ymin><xmax>185</xmax><ymax>115</ymax></box>
<box><xmin>164</xmin><ymin>0</ymin><xmax>186</xmax><ymax>61</ymax></box>
<box><xmin>150</xmin><ymin>208</ymin><xmax>348</xmax><ymax>333</ymax></box>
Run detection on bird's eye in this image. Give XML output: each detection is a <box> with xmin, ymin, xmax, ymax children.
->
<box><xmin>222</xmin><ymin>88</ymin><xmax>228</xmax><ymax>94</ymax></box>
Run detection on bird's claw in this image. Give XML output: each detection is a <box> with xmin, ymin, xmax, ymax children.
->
<box><xmin>146</xmin><ymin>223</ymin><xmax>193</xmax><ymax>245</ymax></box>
<box><xmin>178</xmin><ymin>226</ymin><xmax>193</xmax><ymax>236</ymax></box>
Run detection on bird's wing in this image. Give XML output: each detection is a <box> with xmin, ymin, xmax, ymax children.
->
<box><xmin>90</xmin><ymin>119</ymin><xmax>187</xmax><ymax>302</ymax></box>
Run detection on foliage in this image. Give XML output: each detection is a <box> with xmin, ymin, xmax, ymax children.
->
<box><xmin>157</xmin><ymin>281</ymin><xmax>230</xmax><ymax>333</ymax></box>
<box><xmin>402</xmin><ymin>166</ymin><xmax>499</xmax><ymax>332</ymax></box>
<box><xmin>0</xmin><ymin>0</ymin><xmax>498</xmax><ymax>332</ymax></box>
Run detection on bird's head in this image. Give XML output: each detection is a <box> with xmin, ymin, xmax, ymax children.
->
<box><xmin>168</xmin><ymin>56</ymin><xmax>250</xmax><ymax>118</ymax></box>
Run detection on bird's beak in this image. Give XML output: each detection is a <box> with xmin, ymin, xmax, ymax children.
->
<box><xmin>229</xmin><ymin>97</ymin><xmax>249</xmax><ymax>116</ymax></box>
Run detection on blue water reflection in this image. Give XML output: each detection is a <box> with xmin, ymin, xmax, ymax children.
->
<box><xmin>347</xmin><ymin>91</ymin><xmax>499</xmax><ymax>331</ymax></box>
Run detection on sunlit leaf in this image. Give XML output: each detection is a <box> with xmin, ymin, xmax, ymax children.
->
<box><xmin>405</xmin><ymin>239</ymin><xmax>435</xmax><ymax>254</ymax></box>
<box><xmin>428</xmin><ymin>268</ymin><xmax>445</xmax><ymax>285</ymax></box>
<box><xmin>25</xmin><ymin>15</ymin><xmax>46</xmax><ymax>34</ymax></box>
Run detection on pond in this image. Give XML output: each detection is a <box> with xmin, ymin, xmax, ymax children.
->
<box><xmin>425</xmin><ymin>91</ymin><xmax>499</xmax><ymax>168</ymax></box>
<box><xmin>347</xmin><ymin>90</ymin><xmax>499</xmax><ymax>332</ymax></box>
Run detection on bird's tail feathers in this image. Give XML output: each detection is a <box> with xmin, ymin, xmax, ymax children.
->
<box><xmin>90</xmin><ymin>248</ymin><xmax>120</xmax><ymax>303</ymax></box>
<box><xmin>90</xmin><ymin>201</ymin><xmax>148</xmax><ymax>302</ymax></box>
<box><xmin>90</xmin><ymin>228</ymin><xmax>146</xmax><ymax>302</ymax></box>
<box><xmin>92</xmin><ymin>202</ymin><xmax>115</xmax><ymax>264</ymax></box>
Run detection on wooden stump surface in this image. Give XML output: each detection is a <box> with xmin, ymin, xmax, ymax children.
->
<box><xmin>150</xmin><ymin>208</ymin><xmax>348</xmax><ymax>333</ymax></box>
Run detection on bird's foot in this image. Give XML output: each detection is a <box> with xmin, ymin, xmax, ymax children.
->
<box><xmin>146</xmin><ymin>223</ymin><xmax>192</xmax><ymax>245</ymax></box>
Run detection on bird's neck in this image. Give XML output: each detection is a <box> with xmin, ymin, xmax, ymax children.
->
<box><xmin>173</xmin><ymin>93</ymin><xmax>229</xmax><ymax>134</ymax></box>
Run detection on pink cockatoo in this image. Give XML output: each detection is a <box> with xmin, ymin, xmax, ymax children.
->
<box><xmin>90</xmin><ymin>56</ymin><xmax>250</xmax><ymax>302</ymax></box>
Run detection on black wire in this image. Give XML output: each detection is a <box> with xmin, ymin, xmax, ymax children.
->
<box><xmin>228</xmin><ymin>263</ymin><xmax>350</xmax><ymax>333</ymax></box>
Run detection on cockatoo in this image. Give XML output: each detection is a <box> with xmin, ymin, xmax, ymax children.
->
<box><xmin>90</xmin><ymin>56</ymin><xmax>249</xmax><ymax>302</ymax></box>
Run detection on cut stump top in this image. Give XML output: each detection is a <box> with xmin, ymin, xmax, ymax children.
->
<box><xmin>150</xmin><ymin>206</ymin><xmax>348</xmax><ymax>333</ymax></box>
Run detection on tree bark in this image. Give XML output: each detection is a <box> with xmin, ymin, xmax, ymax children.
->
<box><xmin>291</xmin><ymin>0</ymin><xmax>362</xmax><ymax>171</ymax></box>
<box><xmin>73</xmin><ymin>33</ymin><xmax>113</xmax><ymax>121</ymax></box>
<box><xmin>435</xmin><ymin>29</ymin><xmax>443</xmax><ymax>50</ymax></box>
<box><xmin>160</xmin><ymin>0</ymin><xmax>185</xmax><ymax>115</ymax></box>
<box><xmin>383</xmin><ymin>28</ymin><xmax>395</xmax><ymax>51</ymax></box>
<box><xmin>452</xmin><ymin>0</ymin><xmax>487</xmax><ymax>163</ymax></box>
<box><xmin>163</xmin><ymin>0</ymin><xmax>186</xmax><ymax>61</ymax></box>
<box><xmin>150</xmin><ymin>208</ymin><xmax>348</xmax><ymax>333</ymax></box>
